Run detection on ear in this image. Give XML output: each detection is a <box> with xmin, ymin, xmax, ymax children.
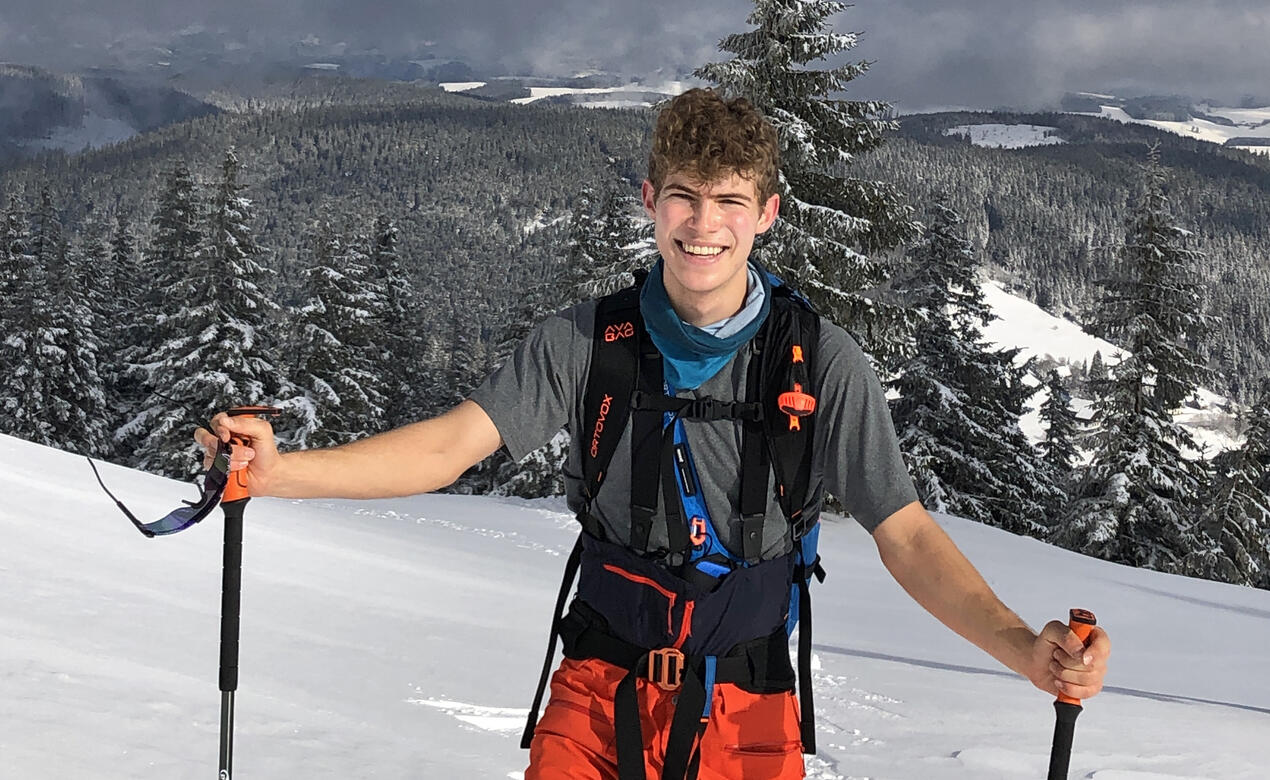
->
<box><xmin>755</xmin><ymin>193</ymin><xmax>780</xmax><ymax>234</ymax></box>
<box><xmin>641</xmin><ymin>179</ymin><xmax>657</xmax><ymax>219</ymax></box>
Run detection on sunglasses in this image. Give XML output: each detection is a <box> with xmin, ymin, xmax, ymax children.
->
<box><xmin>88</xmin><ymin>436</ymin><xmax>235</xmax><ymax>537</ymax></box>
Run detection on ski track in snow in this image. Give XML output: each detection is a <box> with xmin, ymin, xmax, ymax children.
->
<box><xmin>407</xmin><ymin>697</ymin><xmax>529</xmax><ymax>733</ymax></box>
<box><xmin>343</xmin><ymin>504</ymin><xmax>574</xmax><ymax>557</ymax></box>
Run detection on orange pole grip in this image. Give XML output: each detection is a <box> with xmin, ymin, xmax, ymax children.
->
<box><xmin>219</xmin><ymin>406</ymin><xmax>280</xmax><ymax>504</ymax></box>
<box><xmin>1056</xmin><ymin>608</ymin><xmax>1097</xmax><ymax>706</ymax></box>
<box><xmin>221</xmin><ymin>435</ymin><xmax>252</xmax><ymax>503</ymax></box>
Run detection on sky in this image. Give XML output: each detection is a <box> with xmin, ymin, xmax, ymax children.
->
<box><xmin>1</xmin><ymin>1</ymin><xmax>1268</xmax><ymax>110</ymax></box>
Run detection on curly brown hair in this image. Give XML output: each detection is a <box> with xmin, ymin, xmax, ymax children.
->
<box><xmin>648</xmin><ymin>88</ymin><xmax>780</xmax><ymax>203</ymax></box>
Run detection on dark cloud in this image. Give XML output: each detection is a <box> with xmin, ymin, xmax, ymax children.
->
<box><xmin>1</xmin><ymin>0</ymin><xmax>1267</xmax><ymax>108</ymax></box>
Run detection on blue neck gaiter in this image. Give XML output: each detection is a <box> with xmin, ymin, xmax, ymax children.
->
<box><xmin>639</xmin><ymin>259</ymin><xmax>772</xmax><ymax>391</ymax></box>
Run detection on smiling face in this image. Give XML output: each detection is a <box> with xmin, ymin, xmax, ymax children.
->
<box><xmin>642</xmin><ymin>170</ymin><xmax>780</xmax><ymax>326</ymax></box>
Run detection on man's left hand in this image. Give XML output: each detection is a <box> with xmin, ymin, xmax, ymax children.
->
<box><xmin>1026</xmin><ymin>620</ymin><xmax>1110</xmax><ymax>699</ymax></box>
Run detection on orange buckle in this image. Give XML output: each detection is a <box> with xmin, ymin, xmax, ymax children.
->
<box><xmin>689</xmin><ymin>517</ymin><xmax>708</xmax><ymax>546</ymax></box>
<box><xmin>648</xmin><ymin>647</ymin><xmax>685</xmax><ymax>691</ymax></box>
<box><xmin>779</xmin><ymin>382</ymin><xmax>817</xmax><ymax>430</ymax></box>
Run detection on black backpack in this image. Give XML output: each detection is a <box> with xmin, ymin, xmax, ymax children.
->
<box><xmin>522</xmin><ymin>270</ymin><xmax>828</xmax><ymax>773</ymax></box>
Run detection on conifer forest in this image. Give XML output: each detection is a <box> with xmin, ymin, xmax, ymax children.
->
<box><xmin>2</xmin><ymin>0</ymin><xmax>1268</xmax><ymax>591</ymax></box>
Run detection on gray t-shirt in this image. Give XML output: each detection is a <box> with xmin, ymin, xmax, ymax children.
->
<box><xmin>468</xmin><ymin>300</ymin><xmax>918</xmax><ymax>558</ymax></box>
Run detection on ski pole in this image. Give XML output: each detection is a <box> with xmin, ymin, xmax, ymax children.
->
<box><xmin>1046</xmin><ymin>608</ymin><xmax>1097</xmax><ymax>780</ymax></box>
<box><xmin>217</xmin><ymin>406</ymin><xmax>280</xmax><ymax>780</ymax></box>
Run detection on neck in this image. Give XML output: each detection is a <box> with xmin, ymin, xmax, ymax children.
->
<box><xmin>663</xmin><ymin>269</ymin><xmax>750</xmax><ymax>328</ymax></box>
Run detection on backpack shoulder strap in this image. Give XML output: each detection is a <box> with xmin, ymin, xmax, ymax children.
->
<box><xmin>581</xmin><ymin>283</ymin><xmax>643</xmax><ymax>511</ymax></box>
<box><xmin>761</xmin><ymin>284</ymin><xmax>821</xmax><ymax>540</ymax></box>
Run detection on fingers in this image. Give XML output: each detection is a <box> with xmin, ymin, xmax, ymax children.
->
<box><xmin>227</xmin><ymin>445</ymin><xmax>255</xmax><ymax>472</ymax></box>
<box><xmin>1044</xmin><ymin>623</ymin><xmax>1110</xmax><ymax>699</ymax></box>
<box><xmin>1040</xmin><ymin>620</ymin><xmax>1089</xmax><ymax>663</ymax></box>
<box><xmin>209</xmin><ymin>412</ymin><xmax>276</xmax><ymax>447</ymax></box>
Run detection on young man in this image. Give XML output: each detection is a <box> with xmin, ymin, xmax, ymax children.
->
<box><xmin>197</xmin><ymin>89</ymin><xmax>1110</xmax><ymax>779</ymax></box>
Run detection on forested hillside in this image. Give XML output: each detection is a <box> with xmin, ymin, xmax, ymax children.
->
<box><xmin>1</xmin><ymin>85</ymin><xmax>652</xmax><ymax>396</ymax></box>
<box><xmin>6</xmin><ymin>90</ymin><xmax>1267</xmax><ymax>399</ymax></box>
<box><xmin>862</xmin><ymin>111</ymin><xmax>1270</xmax><ymax>400</ymax></box>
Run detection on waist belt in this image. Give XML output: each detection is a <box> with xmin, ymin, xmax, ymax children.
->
<box><xmin>559</xmin><ymin>601</ymin><xmax>794</xmax><ymax>780</ymax></box>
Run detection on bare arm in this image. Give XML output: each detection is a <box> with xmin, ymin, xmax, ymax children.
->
<box><xmin>199</xmin><ymin>400</ymin><xmax>504</xmax><ymax>500</ymax></box>
<box><xmin>872</xmin><ymin>501</ymin><xmax>1110</xmax><ymax>697</ymax></box>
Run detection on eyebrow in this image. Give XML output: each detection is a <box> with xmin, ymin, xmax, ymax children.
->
<box><xmin>662</xmin><ymin>183</ymin><xmax>755</xmax><ymax>202</ymax></box>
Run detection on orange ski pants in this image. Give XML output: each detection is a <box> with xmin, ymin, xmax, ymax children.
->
<box><xmin>526</xmin><ymin>657</ymin><xmax>805</xmax><ymax>779</ymax></box>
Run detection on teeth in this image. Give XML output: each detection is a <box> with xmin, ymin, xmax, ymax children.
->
<box><xmin>681</xmin><ymin>242</ymin><xmax>725</xmax><ymax>257</ymax></box>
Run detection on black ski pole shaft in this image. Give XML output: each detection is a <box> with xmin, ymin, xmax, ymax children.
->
<box><xmin>1047</xmin><ymin>608</ymin><xmax>1097</xmax><ymax>780</ymax></box>
<box><xmin>218</xmin><ymin>452</ymin><xmax>251</xmax><ymax>779</ymax></box>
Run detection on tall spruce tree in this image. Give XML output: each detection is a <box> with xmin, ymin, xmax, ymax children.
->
<box><xmin>0</xmin><ymin>189</ymin><xmax>108</xmax><ymax>453</ymax></box>
<box><xmin>1055</xmin><ymin>147</ymin><xmax>1211</xmax><ymax>571</ymax></box>
<box><xmin>132</xmin><ymin>150</ymin><xmax>286</xmax><ymax>476</ymax></box>
<box><xmin>116</xmin><ymin>163</ymin><xmax>204</xmax><ymax>462</ymax></box>
<box><xmin>106</xmin><ymin>212</ymin><xmax>144</xmax><ymax>437</ymax></box>
<box><xmin>288</xmin><ymin>220</ymin><xmax>387</xmax><ymax>449</ymax></box>
<box><xmin>889</xmin><ymin>197</ymin><xmax>1062</xmax><ymax>535</ymax></box>
<box><xmin>696</xmin><ymin>0</ymin><xmax>917</xmax><ymax>363</ymax></box>
<box><xmin>1039</xmin><ymin>369</ymin><xmax>1081</xmax><ymax>478</ymax></box>
<box><xmin>369</xmin><ymin>214</ymin><xmax>426</xmax><ymax>430</ymax></box>
<box><xmin>44</xmin><ymin>203</ymin><xmax>110</xmax><ymax>455</ymax></box>
<box><xmin>0</xmin><ymin>192</ymin><xmax>51</xmax><ymax>443</ymax></box>
<box><xmin>1186</xmin><ymin>382</ymin><xmax>1270</xmax><ymax>587</ymax></box>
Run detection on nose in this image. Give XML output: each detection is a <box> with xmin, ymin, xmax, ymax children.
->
<box><xmin>690</xmin><ymin>198</ymin><xmax>723</xmax><ymax>230</ymax></box>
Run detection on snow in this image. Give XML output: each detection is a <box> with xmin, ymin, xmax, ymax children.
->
<box><xmin>978</xmin><ymin>280</ymin><xmax>1242</xmax><ymax>457</ymax></box>
<box><xmin>521</xmin><ymin>213</ymin><xmax>567</xmax><ymax>235</ymax></box>
<box><xmin>4</xmin><ymin>433</ymin><xmax>1268</xmax><ymax>778</ymax></box>
<box><xmin>508</xmin><ymin>80</ymin><xmax>684</xmax><ymax>107</ymax></box>
<box><xmin>1088</xmin><ymin>105</ymin><xmax>1270</xmax><ymax>149</ymax></box>
<box><xmin>439</xmin><ymin>81</ymin><xmax>485</xmax><ymax>93</ymax></box>
<box><xmin>945</xmin><ymin>124</ymin><xmax>1066</xmax><ymax>149</ymax></box>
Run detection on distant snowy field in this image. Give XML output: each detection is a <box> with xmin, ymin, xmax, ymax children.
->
<box><xmin>3</xmin><ymin>434</ymin><xmax>1267</xmax><ymax>779</ymax></box>
<box><xmin>945</xmin><ymin>124</ymin><xmax>1066</xmax><ymax>149</ymax></box>
<box><xmin>1084</xmin><ymin>104</ymin><xmax>1270</xmax><ymax>153</ymax></box>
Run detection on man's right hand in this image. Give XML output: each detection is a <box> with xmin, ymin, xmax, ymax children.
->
<box><xmin>195</xmin><ymin>412</ymin><xmax>283</xmax><ymax>497</ymax></box>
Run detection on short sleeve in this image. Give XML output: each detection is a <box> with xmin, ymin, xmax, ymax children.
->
<box><xmin>815</xmin><ymin>321</ymin><xmax>920</xmax><ymax>533</ymax></box>
<box><xmin>467</xmin><ymin>305</ymin><xmax>590</xmax><ymax>462</ymax></box>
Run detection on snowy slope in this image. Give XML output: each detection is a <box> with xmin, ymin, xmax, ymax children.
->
<box><xmin>944</xmin><ymin>124</ymin><xmax>1066</xmax><ymax>149</ymax></box>
<box><xmin>3</xmin><ymin>434</ymin><xmax>1268</xmax><ymax>779</ymax></box>
<box><xmin>1084</xmin><ymin>105</ymin><xmax>1270</xmax><ymax>153</ymax></box>
<box><xmin>979</xmin><ymin>280</ymin><xmax>1242</xmax><ymax>457</ymax></box>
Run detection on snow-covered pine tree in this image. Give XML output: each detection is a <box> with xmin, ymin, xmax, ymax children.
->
<box><xmin>0</xmin><ymin>194</ymin><xmax>28</xmax><ymax>355</ymax></box>
<box><xmin>105</xmin><ymin>212</ymin><xmax>144</xmax><ymax>438</ymax></box>
<box><xmin>1055</xmin><ymin>147</ymin><xmax>1211</xmax><ymax>571</ymax></box>
<box><xmin>1185</xmin><ymin>381</ymin><xmax>1270</xmax><ymax>587</ymax></box>
<box><xmin>0</xmin><ymin>192</ymin><xmax>51</xmax><ymax>442</ymax></box>
<box><xmin>696</xmin><ymin>0</ymin><xmax>917</xmax><ymax>364</ymax></box>
<box><xmin>889</xmin><ymin>196</ymin><xmax>1062</xmax><ymax>536</ymax></box>
<box><xmin>116</xmin><ymin>163</ymin><xmax>204</xmax><ymax>463</ymax></box>
<box><xmin>1039</xmin><ymin>369</ymin><xmax>1081</xmax><ymax>478</ymax></box>
<box><xmin>571</xmin><ymin>187</ymin><xmax>655</xmax><ymax>300</ymax></box>
<box><xmin>287</xmin><ymin>220</ymin><xmax>387</xmax><ymax>449</ymax></box>
<box><xmin>43</xmin><ymin>198</ymin><xmax>110</xmax><ymax>455</ymax></box>
<box><xmin>132</xmin><ymin>150</ymin><xmax>287</xmax><ymax>477</ymax></box>
<box><xmin>1094</xmin><ymin>145</ymin><xmax>1214</xmax><ymax>409</ymax></box>
<box><xmin>369</xmin><ymin>214</ymin><xmax>426</xmax><ymax>430</ymax></box>
<box><xmin>0</xmin><ymin>189</ymin><xmax>109</xmax><ymax>453</ymax></box>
